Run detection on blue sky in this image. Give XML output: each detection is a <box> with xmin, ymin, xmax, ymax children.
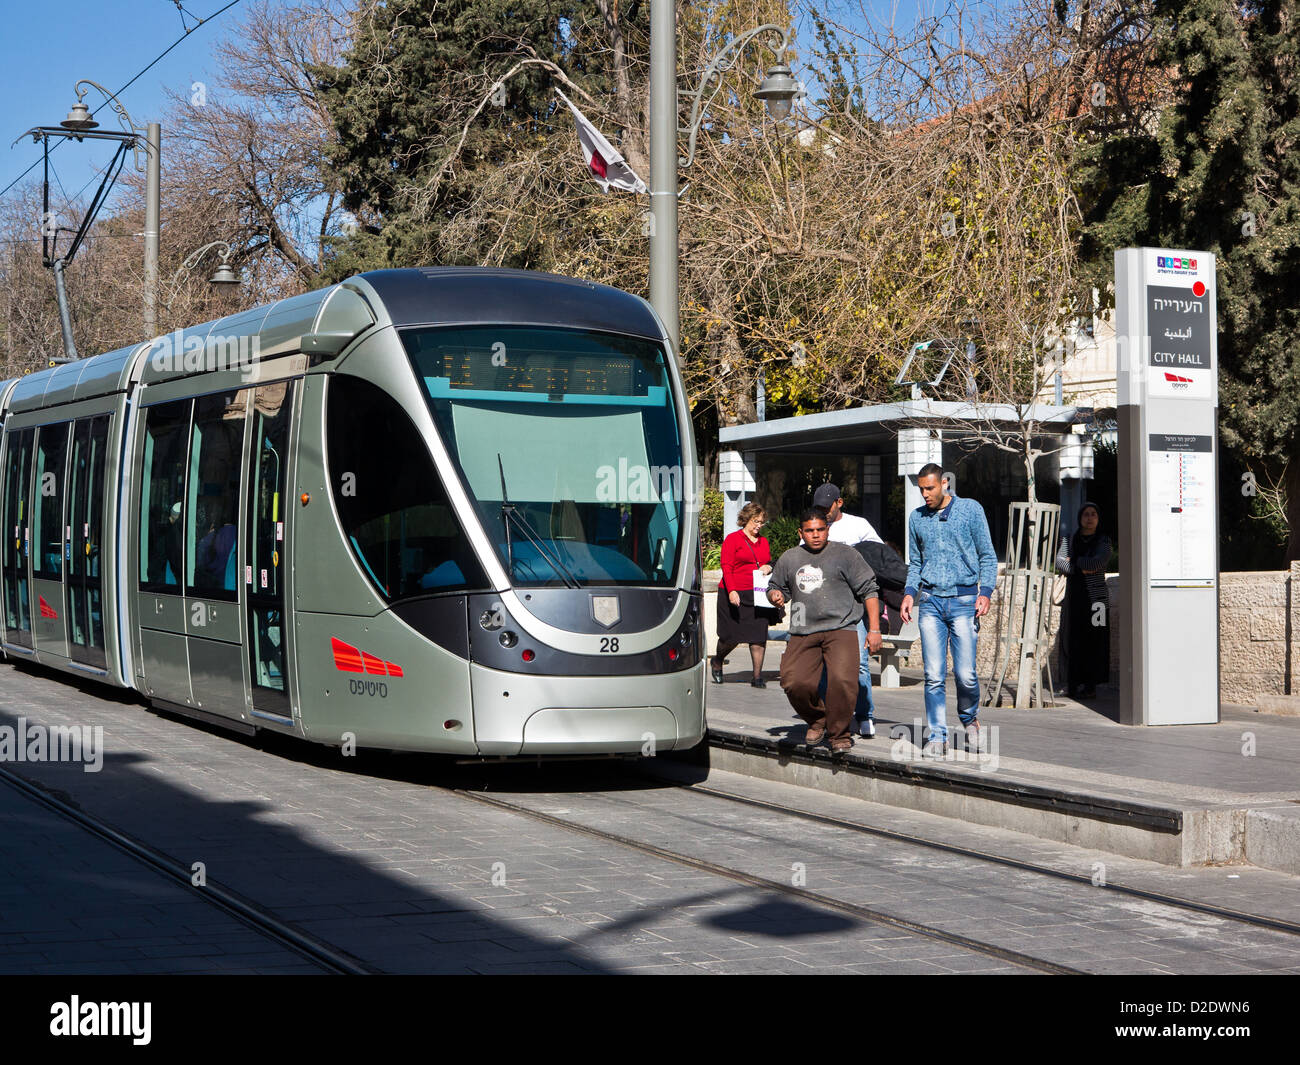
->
<box><xmin>0</xmin><ymin>0</ymin><xmax>250</xmax><ymax>204</ymax></box>
<box><xmin>0</xmin><ymin>0</ymin><xmax>977</xmax><ymax>210</ymax></box>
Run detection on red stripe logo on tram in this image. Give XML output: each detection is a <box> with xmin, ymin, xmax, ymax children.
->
<box><xmin>331</xmin><ymin>637</ymin><xmax>402</xmax><ymax>677</ymax></box>
<box><xmin>1164</xmin><ymin>372</ymin><xmax>1194</xmax><ymax>383</ymax></box>
<box><xmin>38</xmin><ymin>595</ymin><xmax>58</xmax><ymax>619</ymax></box>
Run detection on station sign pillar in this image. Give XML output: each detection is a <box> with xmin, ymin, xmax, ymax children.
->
<box><xmin>1116</xmin><ymin>248</ymin><xmax>1219</xmax><ymax>725</ymax></box>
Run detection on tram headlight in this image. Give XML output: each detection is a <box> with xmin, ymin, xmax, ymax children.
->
<box><xmin>479</xmin><ymin>605</ymin><xmax>505</xmax><ymax>631</ymax></box>
<box><xmin>499</xmin><ymin>630</ymin><xmax>518</xmax><ymax>648</ymax></box>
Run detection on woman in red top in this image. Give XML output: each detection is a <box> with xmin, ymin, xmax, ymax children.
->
<box><xmin>711</xmin><ymin>502</ymin><xmax>779</xmax><ymax>688</ymax></box>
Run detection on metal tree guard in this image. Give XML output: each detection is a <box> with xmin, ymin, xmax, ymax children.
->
<box><xmin>986</xmin><ymin>501</ymin><xmax>1061</xmax><ymax>709</ymax></box>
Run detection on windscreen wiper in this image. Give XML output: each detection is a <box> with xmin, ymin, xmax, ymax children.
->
<box><xmin>497</xmin><ymin>454</ymin><xmax>580</xmax><ymax>589</ymax></box>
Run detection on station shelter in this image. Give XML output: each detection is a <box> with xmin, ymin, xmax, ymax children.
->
<box><xmin>717</xmin><ymin>399</ymin><xmax>1096</xmax><ymax>561</ymax></box>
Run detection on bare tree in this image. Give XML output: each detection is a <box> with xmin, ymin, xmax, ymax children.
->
<box><xmin>0</xmin><ymin>0</ymin><xmax>354</xmax><ymax>372</ymax></box>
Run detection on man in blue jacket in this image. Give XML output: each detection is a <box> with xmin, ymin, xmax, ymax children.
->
<box><xmin>899</xmin><ymin>463</ymin><xmax>997</xmax><ymax>757</ymax></box>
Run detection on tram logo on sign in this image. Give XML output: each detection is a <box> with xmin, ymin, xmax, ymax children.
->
<box><xmin>591</xmin><ymin>595</ymin><xmax>620</xmax><ymax>628</ymax></box>
<box><xmin>38</xmin><ymin>595</ymin><xmax>58</xmax><ymax>620</ymax></box>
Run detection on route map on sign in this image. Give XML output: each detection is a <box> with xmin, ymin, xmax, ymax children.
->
<box><xmin>1147</xmin><ymin>434</ymin><xmax>1215</xmax><ymax>585</ymax></box>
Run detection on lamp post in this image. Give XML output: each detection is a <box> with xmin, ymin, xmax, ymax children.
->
<box><xmin>169</xmin><ymin>241</ymin><xmax>241</xmax><ymax>291</ymax></box>
<box><xmin>648</xmin><ymin>2</ymin><xmax>798</xmax><ymax>355</ymax></box>
<box><xmin>60</xmin><ymin>79</ymin><xmax>162</xmax><ymax>338</ymax></box>
<box><xmin>160</xmin><ymin>241</ymin><xmax>241</xmax><ymax>323</ymax></box>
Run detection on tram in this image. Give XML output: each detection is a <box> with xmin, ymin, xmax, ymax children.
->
<box><xmin>0</xmin><ymin>268</ymin><xmax>706</xmax><ymax>756</ymax></box>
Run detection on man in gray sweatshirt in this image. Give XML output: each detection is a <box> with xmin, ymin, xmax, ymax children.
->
<box><xmin>767</xmin><ymin>508</ymin><xmax>881</xmax><ymax>751</ymax></box>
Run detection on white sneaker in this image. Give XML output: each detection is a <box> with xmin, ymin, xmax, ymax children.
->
<box><xmin>922</xmin><ymin>739</ymin><xmax>948</xmax><ymax>759</ymax></box>
<box><xmin>965</xmin><ymin>721</ymin><xmax>985</xmax><ymax>752</ymax></box>
<box><xmin>859</xmin><ymin>718</ymin><xmax>876</xmax><ymax>738</ymax></box>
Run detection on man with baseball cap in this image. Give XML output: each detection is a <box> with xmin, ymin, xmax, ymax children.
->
<box><xmin>811</xmin><ymin>483</ymin><xmax>883</xmax><ymax>547</ymax></box>
<box><xmin>807</xmin><ymin>483</ymin><xmax>883</xmax><ymax>737</ymax></box>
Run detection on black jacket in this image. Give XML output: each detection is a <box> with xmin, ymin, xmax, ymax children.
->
<box><xmin>854</xmin><ymin>541</ymin><xmax>908</xmax><ymax>634</ymax></box>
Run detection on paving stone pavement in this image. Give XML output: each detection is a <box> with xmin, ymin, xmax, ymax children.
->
<box><xmin>0</xmin><ymin>774</ymin><xmax>321</xmax><ymax>974</ymax></box>
<box><xmin>0</xmin><ymin>662</ymin><xmax>1024</xmax><ymax>974</ymax></box>
<box><xmin>4</xmin><ymin>660</ymin><xmax>1298</xmax><ymax>974</ymax></box>
<box><xmin>480</xmin><ymin>778</ymin><xmax>1300</xmax><ymax>975</ymax></box>
<box><xmin>705</xmin><ymin>661</ymin><xmax>1300</xmax><ymax>804</ymax></box>
<box><xmin>673</xmin><ymin>769</ymin><xmax>1300</xmax><ymax>925</ymax></box>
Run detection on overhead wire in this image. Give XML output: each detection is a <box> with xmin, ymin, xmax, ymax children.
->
<box><xmin>0</xmin><ymin>233</ymin><xmax>141</xmax><ymax>247</ymax></box>
<box><xmin>0</xmin><ymin>0</ymin><xmax>244</xmax><ymax>202</ymax></box>
<box><xmin>48</xmin><ymin>160</ymin><xmax>72</xmax><ymax>206</ymax></box>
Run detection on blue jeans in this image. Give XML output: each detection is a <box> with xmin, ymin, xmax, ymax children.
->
<box><xmin>817</xmin><ymin>617</ymin><xmax>874</xmax><ymax>721</ymax></box>
<box><xmin>917</xmin><ymin>592</ymin><xmax>980</xmax><ymax>743</ymax></box>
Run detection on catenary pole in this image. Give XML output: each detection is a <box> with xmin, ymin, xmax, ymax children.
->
<box><xmin>649</xmin><ymin>0</ymin><xmax>679</xmax><ymax>357</ymax></box>
<box><xmin>143</xmin><ymin>122</ymin><xmax>161</xmax><ymax>338</ymax></box>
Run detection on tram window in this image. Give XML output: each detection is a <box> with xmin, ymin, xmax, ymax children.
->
<box><xmin>186</xmin><ymin>391</ymin><xmax>248</xmax><ymax>601</ymax></box>
<box><xmin>403</xmin><ymin>326</ymin><xmax>685</xmax><ymax>586</ymax></box>
<box><xmin>3</xmin><ymin>428</ymin><xmax>35</xmax><ymax>632</ymax></box>
<box><xmin>33</xmin><ymin>423</ymin><xmax>69</xmax><ymax>580</ymax></box>
<box><xmin>140</xmin><ymin>400</ymin><xmax>191</xmax><ymax>591</ymax></box>
<box><xmin>326</xmin><ymin>376</ymin><xmax>488</xmax><ymax>600</ymax></box>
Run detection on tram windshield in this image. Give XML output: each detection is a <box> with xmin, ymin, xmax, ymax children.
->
<box><xmin>403</xmin><ymin>325</ymin><xmax>686</xmax><ymax>587</ymax></box>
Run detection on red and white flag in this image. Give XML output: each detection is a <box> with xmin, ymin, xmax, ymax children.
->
<box><xmin>555</xmin><ymin>88</ymin><xmax>647</xmax><ymax>195</ymax></box>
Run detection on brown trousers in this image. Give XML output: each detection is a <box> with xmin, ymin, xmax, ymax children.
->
<box><xmin>779</xmin><ymin>628</ymin><xmax>861</xmax><ymax>743</ymax></box>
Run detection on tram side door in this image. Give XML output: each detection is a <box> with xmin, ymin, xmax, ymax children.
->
<box><xmin>137</xmin><ymin>399</ymin><xmax>195</xmax><ymax>707</ymax></box>
<box><xmin>31</xmin><ymin>422</ymin><xmax>70</xmax><ymax>659</ymax></box>
<box><xmin>243</xmin><ymin>382</ymin><xmax>295</xmax><ymax>720</ymax></box>
<box><xmin>2</xmin><ymin>428</ymin><xmax>35</xmax><ymax>651</ymax></box>
<box><xmin>182</xmin><ymin>391</ymin><xmax>248</xmax><ymax>722</ymax></box>
<box><xmin>67</xmin><ymin>415</ymin><xmax>109</xmax><ymax>670</ymax></box>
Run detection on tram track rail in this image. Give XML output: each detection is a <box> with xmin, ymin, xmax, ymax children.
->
<box><xmin>5</xmin><ymin>666</ymin><xmax>1294</xmax><ymax>974</ymax></box>
<box><xmin>0</xmin><ymin>765</ymin><xmax>375</xmax><ymax>976</ymax></box>
<box><xmin>449</xmin><ymin>786</ymin><xmax>1085</xmax><ymax>975</ymax></box>
<box><xmin>668</xmin><ymin>777</ymin><xmax>1300</xmax><ymax>939</ymax></box>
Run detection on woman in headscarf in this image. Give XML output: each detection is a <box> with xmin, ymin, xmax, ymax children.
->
<box><xmin>1055</xmin><ymin>502</ymin><xmax>1111</xmax><ymax>698</ymax></box>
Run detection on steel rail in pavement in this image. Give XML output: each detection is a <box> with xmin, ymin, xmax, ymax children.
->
<box><xmin>0</xmin><ymin>766</ymin><xmax>375</xmax><ymax>975</ymax></box>
<box><xmin>674</xmin><ymin>779</ymin><xmax>1300</xmax><ymax>939</ymax></box>
<box><xmin>452</xmin><ymin>788</ymin><xmax>1084</xmax><ymax>975</ymax></box>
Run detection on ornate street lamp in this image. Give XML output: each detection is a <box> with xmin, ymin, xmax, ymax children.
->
<box><xmin>679</xmin><ymin>28</ymin><xmax>801</xmax><ymax>170</ymax></box>
<box><xmin>649</xmin><ymin>5</ymin><xmax>803</xmax><ymax>355</ymax></box>
<box><xmin>166</xmin><ymin>241</ymin><xmax>243</xmax><ymax>307</ymax></box>
<box><xmin>18</xmin><ymin>78</ymin><xmax>160</xmax><ymax>362</ymax></box>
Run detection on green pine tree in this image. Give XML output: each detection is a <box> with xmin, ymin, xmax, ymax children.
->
<box><xmin>313</xmin><ymin>0</ymin><xmax>603</xmax><ymax>277</ymax></box>
<box><xmin>1078</xmin><ymin>0</ymin><xmax>1300</xmax><ymax>561</ymax></box>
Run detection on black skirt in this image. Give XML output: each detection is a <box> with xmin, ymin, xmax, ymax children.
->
<box><xmin>1061</xmin><ymin>573</ymin><xmax>1109</xmax><ymax>689</ymax></box>
<box><xmin>716</xmin><ymin>587</ymin><xmax>780</xmax><ymax>646</ymax></box>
